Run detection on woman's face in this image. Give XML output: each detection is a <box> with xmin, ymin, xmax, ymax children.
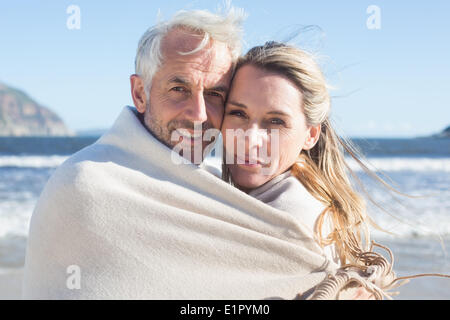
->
<box><xmin>221</xmin><ymin>64</ymin><xmax>320</xmax><ymax>192</ymax></box>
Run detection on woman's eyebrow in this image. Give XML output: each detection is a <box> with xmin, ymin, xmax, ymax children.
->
<box><xmin>228</xmin><ymin>100</ymin><xmax>291</xmax><ymax>117</ymax></box>
<box><xmin>266</xmin><ymin>110</ymin><xmax>291</xmax><ymax>117</ymax></box>
<box><xmin>228</xmin><ymin>100</ymin><xmax>247</xmax><ymax>109</ymax></box>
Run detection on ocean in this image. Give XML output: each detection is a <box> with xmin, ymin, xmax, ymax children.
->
<box><xmin>1</xmin><ymin>136</ymin><xmax>449</xmax><ymax>299</ymax></box>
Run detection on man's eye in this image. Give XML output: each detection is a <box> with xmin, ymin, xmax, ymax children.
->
<box><xmin>207</xmin><ymin>91</ymin><xmax>223</xmax><ymax>99</ymax></box>
<box><xmin>171</xmin><ymin>86</ymin><xmax>187</xmax><ymax>93</ymax></box>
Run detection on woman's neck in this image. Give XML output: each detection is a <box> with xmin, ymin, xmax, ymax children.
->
<box><xmin>235</xmin><ymin>168</ymin><xmax>292</xmax><ymax>194</ymax></box>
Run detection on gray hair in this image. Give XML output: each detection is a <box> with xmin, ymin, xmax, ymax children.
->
<box><xmin>135</xmin><ymin>7</ymin><xmax>246</xmax><ymax>96</ymax></box>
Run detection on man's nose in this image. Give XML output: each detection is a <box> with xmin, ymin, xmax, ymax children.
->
<box><xmin>184</xmin><ymin>92</ymin><xmax>208</xmax><ymax>124</ymax></box>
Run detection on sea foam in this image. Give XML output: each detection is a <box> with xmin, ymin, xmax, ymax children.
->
<box><xmin>0</xmin><ymin>155</ymin><xmax>69</xmax><ymax>168</ymax></box>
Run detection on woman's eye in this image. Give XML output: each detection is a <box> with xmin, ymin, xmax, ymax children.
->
<box><xmin>228</xmin><ymin>110</ymin><xmax>245</xmax><ymax>117</ymax></box>
<box><xmin>270</xmin><ymin>118</ymin><xmax>285</xmax><ymax>125</ymax></box>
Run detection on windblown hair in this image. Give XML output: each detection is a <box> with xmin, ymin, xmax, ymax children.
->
<box><xmin>135</xmin><ymin>6</ymin><xmax>246</xmax><ymax>96</ymax></box>
<box><xmin>223</xmin><ymin>41</ymin><xmax>392</xmax><ymax>266</ymax></box>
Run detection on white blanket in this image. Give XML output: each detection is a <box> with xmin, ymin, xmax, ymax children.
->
<box><xmin>247</xmin><ymin>170</ymin><xmax>339</xmax><ymax>265</ymax></box>
<box><xmin>22</xmin><ymin>106</ymin><xmax>337</xmax><ymax>299</ymax></box>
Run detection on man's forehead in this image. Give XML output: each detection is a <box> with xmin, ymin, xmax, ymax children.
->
<box><xmin>159</xmin><ymin>28</ymin><xmax>234</xmax><ymax>87</ymax></box>
<box><xmin>161</xmin><ymin>28</ymin><xmax>233</xmax><ymax>69</ymax></box>
<box><xmin>162</xmin><ymin>27</ymin><xmax>208</xmax><ymax>54</ymax></box>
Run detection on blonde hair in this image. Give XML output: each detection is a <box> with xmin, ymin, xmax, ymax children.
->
<box><xmin>223</xmin><ymin>41</ymin><xmax>390</xmax><ymax>266</ymax></box>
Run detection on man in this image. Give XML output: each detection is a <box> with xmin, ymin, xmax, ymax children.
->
<box><xmin>131</xmin><ymin>11</ymin><xmax>242</xmax><ymax>165</ymax></box>
<box><xmin>21</xmin><ymin>8</ymin><xmax>371</xmax><ymax>300</ymax></box>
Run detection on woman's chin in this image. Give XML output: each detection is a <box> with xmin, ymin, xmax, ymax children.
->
<box><xmin>229</xmin><ymin>166</ymin><xmax>273</xmax><ymax>191</ymax></box>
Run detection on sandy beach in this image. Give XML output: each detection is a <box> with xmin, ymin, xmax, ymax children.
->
<box><xmin>0</xmin><ymin>269</ymin><xmax>22</xmax><ymax>300</ymax></box>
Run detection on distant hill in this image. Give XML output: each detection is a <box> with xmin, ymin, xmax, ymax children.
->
<box><xmin>432</xmin><ymin>125</ymin><xmax>450</xmax><ymax>138</ymax></box>
<box><xmin>0</xmin><ymin>82</ymin><xmax>73</xmax><ymax>136</ymax></box>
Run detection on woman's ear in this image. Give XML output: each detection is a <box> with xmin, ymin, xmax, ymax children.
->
<box><xmin>303</xmin><ymin>124</ymin><xmax>321</xmax><ymax>150</ymax></box>
<box><xmin>130</xmin><ymin>74</ymin><xmax>148</xmax><ymax>114</ymax></box>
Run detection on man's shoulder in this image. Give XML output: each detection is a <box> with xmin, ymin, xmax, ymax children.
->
<box><xmin>200</xmin><ymin>157</ymin><xmax>222</xmax><ymax>179</ymax></box>
<box><xmin>45</xmin><ymin>142</ymin><xmax>119</xmax><ymax>191</ymax></box>
<box><xmin>32</xmin><ymin>142</ymin><xmax>126</xmax><ymax>222</ymax></box>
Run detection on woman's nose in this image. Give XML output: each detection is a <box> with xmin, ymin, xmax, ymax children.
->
<box><xmin>246</xmin><ymin>125</ymin><xmax>268</xmax><ymax>151</ymax></box>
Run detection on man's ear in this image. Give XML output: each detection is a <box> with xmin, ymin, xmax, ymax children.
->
<box><xmin>130</xmin><ymin>74</ymin><xmax>147</xmax><ymax>114</ymax></box>
<box><xmin>302</xmin><ymin>124</ymin><xmax>321</xmax><ymax>150</ymax></box>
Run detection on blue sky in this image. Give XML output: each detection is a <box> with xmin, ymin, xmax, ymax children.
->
<box><xmin>0</xmin><ymin>0</ymin><xmax>449</xmax><ymax>137</ymax></box>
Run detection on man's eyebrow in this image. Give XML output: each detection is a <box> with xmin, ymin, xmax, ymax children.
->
<box><xmin>168</xmin><ymin>76</ymin><xmax>189</xmax><ymax>85</ymax></box>
<box><xmin>207</xmin><ymin>85</ymin><xmax>229</xmax><ymax>93</ymax></box>
<box><xmin>168</xmin><ymin>76</ymin><xmax>228</xmax><ymax>93</ymax></box>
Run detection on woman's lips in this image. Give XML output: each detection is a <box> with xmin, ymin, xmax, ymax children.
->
<box><xmin>234</xmin><ymin>156</ymin><xmax>265</xmax><ymax>168</ymax></box>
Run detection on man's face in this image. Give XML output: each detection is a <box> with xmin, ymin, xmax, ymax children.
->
<box><xmin>136</xmin><ymin>28</ymin><xmax>234</xmax><ymax>163</ymax></box>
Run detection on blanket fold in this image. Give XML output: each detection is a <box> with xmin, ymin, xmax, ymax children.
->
<box><xmin>22</xmin><ymin>106</ymin><xmax>339</xmax><ymax>299</ymax></box>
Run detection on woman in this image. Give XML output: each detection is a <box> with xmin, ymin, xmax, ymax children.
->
<box><xmin>216</xmin><ymin>41</ymin><xmax>450</xmax><ymax>299</ymax></box>
<box><xmin>220</xmin><ymin>41</ymin><xmax>379</xmax><ymax>268</ymax></box>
